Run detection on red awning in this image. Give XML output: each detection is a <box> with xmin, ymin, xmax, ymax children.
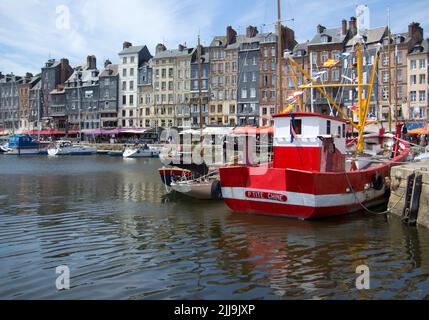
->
<box><xmin>22</xmin><ymin>130</ymin><xmax>80</xmax><ymax>135</ymax></box>
<box><xmin>231</xmin><ymin>126</ymin><xmax>274</xmax><ymax>135</ymax></box>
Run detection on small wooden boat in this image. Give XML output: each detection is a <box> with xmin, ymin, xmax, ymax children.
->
<box><xmin>170</xmin><ymin>171</ymin><xmax>222</xmax><ymax>200</ymax></box>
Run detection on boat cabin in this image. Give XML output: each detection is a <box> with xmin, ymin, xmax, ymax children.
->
<box><xmin>8</xmin><ymin>135</ymin><xmax>39</xmax><ymax>149</ymax></box>
<box><xmin>272</xmin><ymin>113</ymin><xmax>347</xmax><ymax>172</ymax></box>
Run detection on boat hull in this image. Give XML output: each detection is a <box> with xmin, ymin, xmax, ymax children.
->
<box><xmin>158</xmin><ymin>168</ymin><xmax>193</xmax><ymax>186</ymax></box>
<box><xmin>48</xmin><ymin>146</ymin><xmax>97</xmax><ymax>156</ymax></box>
<box><xmin>219</xmin><ymin>147</ymin><xmax>409</xmax><ymax>220</ymax></box>
<box><xmin>6</xmin><ymin>148</ymin><xmax>45</xmax><ymax>155</ymax></box>
<box><xmin>170</xmin><ymin>181</ymin><xmax>214</xmax><ymax>200</ymax></box>
<box><xmin>123</xmin><ymin>148</ymin><xmax>160</xmax><ymax>158</ymax></box>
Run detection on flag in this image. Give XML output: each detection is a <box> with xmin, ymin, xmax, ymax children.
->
<box><xmin>348</xmin><ymin>105</ymin><xmax>359</xmax><ymax>112</ymax></box>
<box><xmin>322</xmin><ymin>59</ymin><xmax>340</xmax><ymax>68</ymax></box>
<box><xmin>290</xmin><ymin>112</ymin><xmax>297</xmax><ymax>143</ymax></box>
<box><xmin>287</xmin><ymin>91</ymin><xmax>303</xmax><ymax>101</ymax></box>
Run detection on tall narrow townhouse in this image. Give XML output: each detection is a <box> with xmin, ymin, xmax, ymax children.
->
<box><xmin>189</xmin><ymin>44</ymin><xmax>210</xmax><ymax>129</ymax></box>
<box><xmin>378</xmin><ymin>22</ymin><xmax>423</xmax><ymax>124</ymax></box>
<box><xmin>209</xmin><ymin>26</ymin><xmax>239</xmax><ymax>127</ymax></box>
<box><xmin>237</xmin><ymin>26</ymin><xmax>262</xmax><ymax>127</ymax></box>
<box><xmin>152</xmin><ymin>44</ymin><xmax>194</xmax><ymax>129</ymax></box>
<box><xmin>260</xmin><ymin>24</ymin><xmax>297</xmax><ymax>126</ymax></box>
<box><xmin>175</xmin><ymin>44</ymin><xmax>194</xmax><ymax>129</ymax></box>
<box><xmin>407</xmin><ymin>38</ymin><xmax>429</xmax><ymax>121</ymax></box>
<box><xmin>99</xmin><ymin>60</ymin><xmax>119</xmax><ymax>129</ymax></box>
<box><xmin>118</xmin><ymin>42</ymin><xmax>152</xmax><ymax>128</ymax></box>
<box><xmin>138</xmin><ymin>60</ymin><xmax>154</xmax><ymax>128</ymax></box>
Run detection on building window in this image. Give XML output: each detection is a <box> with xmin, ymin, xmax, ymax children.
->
<box><xmin>123</xmin><ymin>57</ymin><xmax>127</xmax><ymax>64</ymax></box>
<box><xmin>410</xmin><ymin>60</ymin><xmax>417</xmax><ymax>70</ymax></box>
<box><xmin>130</xmin><ymin>56</ymin><xmax>135</xmax><ymax>64</ymax></box>
<box><xmin>129</xmin><ymin>81</ymin><xmax>134</xmax><ymax>91</ymax></box>
<box><xmin>123</xmin><ymin>69</ymin><xmax>127</xmax><ymax>77</ymax></box>
<box><xmin>420</xmin><ymin>59</ymin><xmax>426</xmax><ymax>69</ymax></box>
<box><xmin>122</xmin><ymin>95</ymin><xmax>126</xmax><ymax>105</ymax></box>
<box><xmin>419</xmin><ymin>90</ymin><xmax>426</xmax><ymax>101</ymax></box>
<box><xmin>130</xmin><ymin>68</ymin><xmax>134</xmax><ymax>76</ymax></box>
<box><xmin>410</xmin><ymin>75</ymin><xmax>417</xmax><ymax>85</ymax></box>
<box><xmin>130</xmin><ymin>95</ymin><xmax>134</xmax><ymax>106</ymax></box>
<box><xmin>321</xmin><ymin>51</ymin><xmax>328</xmax><ymax>63</ymax></box>
<box><xmin>410</xmin><ymin>91</ymin><xmax>417</xmax><ymax>102</ymax></box>
<box><xmin>382</xmin><ymin>87</ymin><xmax>388</xmax><ymax>100</ymax></box>
<box><xmin>420</xmin><ymin>74</ymin><xmax>426</xmax><ymax>84</ymax></box>
<box><xmin>122</xmin><ymin>81</ymin><xmax>126</xmax><ymax>90</ymax></box>
<box><xmin>250</xmin><ymin>88</ymin><xmax>256</xmax><ymax>98</ymax></box>
<box><xmin>241</xmin><ymin>89</ymin><xmax>247</xmax><ymax>99</ymax></box>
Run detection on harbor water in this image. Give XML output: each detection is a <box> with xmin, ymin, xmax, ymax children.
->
<box><xmin>0</xmin><ymin>155</ymin><xmax>428</xmax><ymax>299</ymax></box>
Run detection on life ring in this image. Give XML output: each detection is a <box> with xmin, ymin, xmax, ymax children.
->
<box><xmin>211</xmin><ymin>180</ymin><xmax>223</xmax><ymax>200</ymax></box>
<box><xmin>372</xmin><ymin>174</ymin><xmax>384</xmax><ymax>190</ymax></box>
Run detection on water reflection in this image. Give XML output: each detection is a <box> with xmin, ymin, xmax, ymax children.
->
<box><xmin>0</xmin><ymin>156</ymin><xmax>428</xmax><ymax>299</ymax></box>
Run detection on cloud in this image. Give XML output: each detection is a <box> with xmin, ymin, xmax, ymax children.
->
<box><xmin>0</xmin><ymin>0</ymin><xmax>221</xmax><ymax>74</ymax></box>
<box><xmin>0</xmin><ymin>0</ymin><xmax>428</xmax><ymax>75</ymax></box>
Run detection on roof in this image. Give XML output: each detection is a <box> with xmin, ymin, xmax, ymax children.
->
<box><xmin>210</xmin><ymin>36</ymin><xmax>228</xmax><ymax>47</ymax></box>
<box><xmin>65</xmin><ymin>67</ymin><xmax>99</xmax><ymax>86</ymax></box>
<box><xmin>309</xmin><ymin>27</ymin><xmax>348</xmax><ymax>46</ymax></box>
<box><xmin>346</xmin><ymin>27</ymin><xmax>387</xmax><ymax>47</ymax></box>
<box><xmin>99</xmin><ymin>64</ymin><xmax>118</xmax><ymax>77</ymax></box>
<box><xmin>153</xmin><ymin>47</ymin><xmax>195</xmax><ymax>59</ymax></box>
<box><xmin>409</xmin><ymin>39</ymin><xmax>429</xmax><ymax>55</ymax></box>
<box><xmin>119</xmin><ymin>45</ymin><xmax>146</xmax><ymax>55</ymax></box>
<box><xmin>272</xmin><ymin>112</ymin><xmax>348</xmax><ymax>123</ymax></box>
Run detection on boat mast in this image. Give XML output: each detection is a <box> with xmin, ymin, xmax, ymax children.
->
<box><xmin>277</xmin><ymin>0</ymin><xmax>283</xmax><ymax>113</ymax></box>
<box><xmin>394</xmin><ymin>39</ymin><xmax>399</xmax><ymax>126</ymax></box>
<box><xmin>198</xmin><ymin>34</ymin><xmax>203</xmax><ymax>137</ymax></box>
<box><xmin>387</xmin><ymin>8</ymin><xmax>393</xmax><ymax>133</ymax></box>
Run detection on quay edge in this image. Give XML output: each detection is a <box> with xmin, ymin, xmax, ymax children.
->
<box><xmin>389</xmin><ymin>160</ymin><xmax>429</xmax><ymax>228</ymax></box>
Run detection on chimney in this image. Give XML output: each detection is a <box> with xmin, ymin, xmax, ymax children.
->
<box><xmin>123</xmin><ymin>41</ymin><xmax>132</xmax><ymax>50</ymax></box>
<box><xmin>86</xmin><ymin>55</ymin><xmax>97</xmax><ymax>70</ymax></box>
<box><xmin>104</xmin><ymin>59</ymin><xmax>112</xmax><ymax>68</ymax></box>
<box><xmin>342</xmin><ymin>19</ymin><xmax>347</xmax><ymax>35</ymax></box>
<box><xmin>178</xmin><ymin>44</ymin><xmax>186</xmax><ymax>51</ymax></box>
<box><xmin>226</xmin><ymin>26</ymin><xmax>237</xmax><ymax>45</ymax></box>
<box><xmin>59</xmin><ymin>58</ymin><xmax>71</xmax><ymax>84</ymax></box>
<box><xmin>156</xmin><ymin>43</ymin><xmax>167</xmax><ymax>54</ymax></box>
<box><xmin>317</xmin><ymin>24</ymin><xmax>326</xmax><ymax>34</ymax></box>
<box><xmin>246</xmin><ymin>25</ymin><xmax>259</xmax><ymax>38</ymax></box>
<box><xmin>408</xmin><ymin>22</ymin><xmax>423</xmax><ymax>43</ymax></box>
<box><xmin>349</xmin><ymin>17</ymin><xmax>357</xmax><ymax>35</ymax></box>
<box><xmin>25</xmin><ymin>72</ymin><xmax>33</xmax><ymax>82</ymax></box>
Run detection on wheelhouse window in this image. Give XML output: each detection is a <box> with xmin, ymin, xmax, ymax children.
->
<box><xmin>291</xmin><ymin>119</ymin><xmax>302</xmax><ymax>135</ymax></box>
<box><xmin>327</xmin><ymin>120</ymin><xmax>331</xmax><ymax>135</ymax></box>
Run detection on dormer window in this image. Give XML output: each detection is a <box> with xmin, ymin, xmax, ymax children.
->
<box><xmin>321</xmin><ymin>35</ymin><xmax>330</xmax><ymax>44</ymax></box>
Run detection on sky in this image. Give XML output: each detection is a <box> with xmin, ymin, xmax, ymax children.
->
<box><xmin>1</xmin><ymin>0</ymin><xmax>429</xmax><ymax>75</ymax></box>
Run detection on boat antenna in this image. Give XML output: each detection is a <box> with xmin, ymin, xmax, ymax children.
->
<box><xmin>277</xmin><ymin>0</ymin><xmax>283</xmax><ymax>113</ymax></box>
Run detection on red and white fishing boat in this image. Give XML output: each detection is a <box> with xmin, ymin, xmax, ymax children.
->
<box><xmin>218</xmin><ymin>11</ymin><xmax>410</xmax><ymax>219</ymax></box>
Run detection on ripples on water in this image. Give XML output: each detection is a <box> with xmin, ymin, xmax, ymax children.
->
<box><xmin>0</xmin><ymin>155</ymin><xmax>428</xmax><ymax>300</ymax></box>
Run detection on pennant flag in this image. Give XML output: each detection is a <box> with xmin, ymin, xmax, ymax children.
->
<box><xmin>348</xmin><ymin>105</ymin><xmax>359</xmax><ymax>111</ymax></box>
<box><xmin>287</xmin><ymin>91</ymin><xmax>303</xmax><ymax>101</ymax></box>
<box><xmin>322</xmin><ymin>59</ymin><xmax>340</xmax><ymax>68</ymax></box>
<box><xmin>290</xmin><ymin>112</ymin><xmax>297</xmax><ymax>143</ymax></box>
<box><xmin>339</xmin><ymin>52</ymin><xmax>351</xmax><ymax>59</ymax></box>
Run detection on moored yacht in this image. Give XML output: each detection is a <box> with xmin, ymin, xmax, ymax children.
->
<box><xmin>123</xmin><ymin>144</ymin><xmax>160</xmax><ymax>158</ymax></box>
<box><xmin>47</xmin><ymin>141</ymin><xmax>97</xmax><ymax>156</ymax></box>
<box><xmin>6</xmin><ymin>135</ymin><xmax>47</xmax><ymax>155</ymax></box>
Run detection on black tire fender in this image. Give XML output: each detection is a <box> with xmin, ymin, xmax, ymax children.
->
<box><xmin>372</xmin><ymin>174</ymin><xmax>384</xmax><ymax>191</ymax></box>
<box><xmin>211</xmin><ymin>180</ymin><xmax>223</xmax><ymax>200</ymax></box>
